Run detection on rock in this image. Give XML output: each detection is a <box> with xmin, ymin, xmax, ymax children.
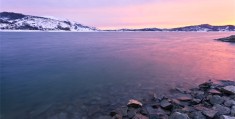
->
<box><xmin>199</xmin><ymin>80</ymin><xmax>213</xmax><ymax>90</ymax></box>
<box><xmin>220</xmin><ymin>115</ymin><xmax>235</xmax><ymax>119</ymax></box>
<box><xmin>176</xmin><ymin>94</ymin><xmax>192</xmax><ymax>101</ymax></box>
<box><xmin>202</xmin><ymin>109</ymin><xmax>218</xmax><ymax>118</ymax></box>
<box><xmin>182</xmin><ymin>106</ymin><xmax>195</xmax><ymax>113</ymax></box>
<box><xmin>222</xmin><ymin>86</ymin><xmax>235</xmax><ymax>95</ymax></box>
<box><xmin>133</xmin><ymin>114</ymin><xmax>149</xmax><ymax>119</ymax></box>
<box><xmin>140</xmin><ymin>108</ymin><xmax>148</xmax><ymax>116</ymax></box>
<box><xmin>127</xmin><ymin>99</ymin><xmax>143</xmax><ymax>108</ymax></box>
<box><xmin>210</xmin><ymin>95</ymin><xmax>224</xmax><ymax>105</ymax></box>
<box><xmin>216</xmin><ymin>35</ymin><xmax>235</xmax><ymax>43</ymax></box>
<box><xmin>127</xmin><ymin>108</ymin><xmax>137</xmax><ymax>119</ymax></box>
<box><xmin>213</xmin><ymin>104</ymin><xmax>231</xmax><ymax>116</ymax></box>
<box><xmin>160</xmin><ymin>99</ymin><xmax>173</xmax><ymax>110</ymax></box>
<box><xmin>192</xmin><ymin>99</ymin><xmax>201</xmax><ymax>104</ymax></box>
<box><xmin>191</xmin><ymin>91</ymin><xmax>205</xmax><ymax>100</ymax></box>
<box><xmin>208</xmin><ymin>89</ymin><xmax>222</xmax><ymax>95</ymax></box>
<box><xmin>169</xmin><ymin>112</ymin><xmax>190</xmax><ymax>119</ymax></box>
<box><xmin>231</xmin><ymin>106</ymin><xmax>235</xmax><ymax>116</ymax></box>
<box><xmin>189</xmin><ymin>111</ymin><xmax>206</xmax><ymax>119</ymax></box>
<box><xmin>224</xmin><ymin>99</ymin><xmax>235</xmax><ymax>107</ymax></box>
<box><xmin>146</xmin><ymin>105</ymin><xmax>167</xmax><ymax>119</ymax></box>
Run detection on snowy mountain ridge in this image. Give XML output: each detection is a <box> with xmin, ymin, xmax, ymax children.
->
<box><xmin>0</xmin><ymin>12</ymin><xmax>97</xmax><ymax>31</ymax></box>
<box><xmin>1</xmin><ymin>12</ymin><xmax>235</xmax><ymax>32</ymax></box>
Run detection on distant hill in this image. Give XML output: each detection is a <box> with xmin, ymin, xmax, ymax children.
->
<box><xmin>0</xmin><ymin>12</ymin><xmax>97</xmax><ymax>31</ymax></box>
<box><xmin>1</xmin><ymin>12</ymin><xmax>235</xmax><ymax>32</ymax></box>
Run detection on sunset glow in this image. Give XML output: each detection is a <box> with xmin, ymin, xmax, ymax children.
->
<box><xmin>1</xmin><ymin>0</ymin><xmax>235</xmax><ymax>29</ymax></box>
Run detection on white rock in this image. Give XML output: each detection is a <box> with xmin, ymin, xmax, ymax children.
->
<box><xmin>127</xmin><ymin>99</ymin><xmax>143</xmax><ymax>107</ymax></box>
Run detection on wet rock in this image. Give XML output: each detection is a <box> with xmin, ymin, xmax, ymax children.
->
<box><xmin>202</xmin><ymin>109</ymin><xmax>218</xmax><ymax>118</ymax></box>
<box><xmin>210</xmin><ymin>95</ymin><xmax>224</xmax><ymax>105</ymax></box>
<box><xmin>220</xmin><ymin>115</ymin><xmax>235</xmax><ymax>119</ymax></box>
<box><xmin>222</xmin><ymin>86</ymin><xmax>235</xmax><ymax>95</ymax></box>
<box><xmin>160</xmin><ymin>99</ymin><xmax>173</xmax><ymax>110</ymax></box>
<box><xmin>127</xmin><ymin>99</ymin><xmax>143</xmax><ymax>108</ymax></box>
<box><xmin>213</xmin><ymin>104</ymin><xmax>231</xmax><ymax>116</ymax></box>
<box><xmin>216</xmin><ymin>35</ymin><xmax>235</xmax><ymax>43</ymax></box>
<box><xmin>189</xmin><ymin>111</ymin><xmax>206</xmax><ymax>119</ymax></box>
<box><xmin>169</xmin><ymin>112</ymin><xmax>190</xmax><ymax>119</ymax></box>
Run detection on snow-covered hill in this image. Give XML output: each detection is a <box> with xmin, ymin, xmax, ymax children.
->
<box><xmin>1</xmin><ymin>12</ymin><xmax>235</xmax><ymax>32</ymax></box>
<box><xmin>168</xmin><ymin>24</ymin><xmax>235</xmax><ymax>32</ymax></box>
<box><xmin>0</xmin><ymin>12</ymin><xmax>97</xmax><ymax>31</ymax></box>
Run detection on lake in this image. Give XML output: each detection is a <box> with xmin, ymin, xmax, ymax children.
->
<box><xmin>1</xmin><ymin>32</ymin><xmax>235</xmax><ymax>119</ymax></box>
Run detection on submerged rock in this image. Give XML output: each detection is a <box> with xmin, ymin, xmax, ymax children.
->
<box><xmin>216</xmin><ymin>35</ymin><xmax>235</xmax><ymax>43</ymax></box>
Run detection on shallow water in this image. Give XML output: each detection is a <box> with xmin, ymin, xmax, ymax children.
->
<box><xmin>1</xmin><ymin>32</ymin><xmax>235</xmax><ymax>119</ymax></box>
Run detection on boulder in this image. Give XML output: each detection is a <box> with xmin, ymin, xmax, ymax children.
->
<box><xmin>224</xmin><ymin>99</ymin><xmax>235</xmax><ymax>107</ymax></box>
<box><xmin>222</xmin><ymin>86</ymin><xmax>235</xmax><ymax>95</ymax></box>
<box><xmin>189</xmin><ymin>111</ymin><xmax>206</xmax><ymax>119</ymax></box>
<box><xmin>169</xmin><ymin>112</ymin><xmax>190</xmax><ymax>119</ymax></box>
<box><xmin>202</xmin><ymin>109</ymin><xmax>218</xmax><ymax>118</ymax></box>
<box><xmin>160</xmin><ymin>99</ymin><xmax>173</xmax><ymax>110</ymax></box>
<box><xmin>213</xmin><ymin>104</ymin><xmax>231</xmax><ymax>116</ymax></box>
<box><xmin>209</xmin><ymin>95</ymin><xmax>224</xmax><ymax>105</ymax></box>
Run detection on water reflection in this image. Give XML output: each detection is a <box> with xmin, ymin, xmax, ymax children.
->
<box><xmin>1</xmin><ymin>32</ymin><xmax>235</xmax><ymax>119</ymax></box>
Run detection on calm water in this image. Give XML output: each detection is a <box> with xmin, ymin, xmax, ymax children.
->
<box><xmin>1</xmin><ymin>32</ymin><xmax>235</xmax><ymax>119</ymax></box>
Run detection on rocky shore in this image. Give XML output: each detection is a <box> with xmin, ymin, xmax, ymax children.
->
<box><xmin>109</xmin><ymin>80</ymin><xmax>235</xmax><ymax>119</ymax></box>
<box><xmin>215</xmin><ymin>35</ymin><xmax>235</xmax><ymax>42</ymax></box>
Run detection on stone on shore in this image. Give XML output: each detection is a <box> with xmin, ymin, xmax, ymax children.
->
<box><xmin>127</xmin><ymin>99</ymin><xmax>143</xmax><ymax>108</ymax></box>
<box><xmin>213</xmin><ymin>104</ymin><xmax>231</xmax><ymax>115</ymax></box>
<box><xmin>210</xmin><ymin>95</ymin><xmax>224</xmax><ymax>105</ymax></box>
<box><xmin>110</xmin><ymin>80</ymin><xmax>235</xmax><ymax>119</ymax></box>
<box><xmin>202</xmin><ymin>109</ymin><xmax>218</xmax><ymax>118</ymax></box>
<box><xmin>222</xmin><ymin>86</ymin><xmax>235</xmax><ymax>95</ymax></box>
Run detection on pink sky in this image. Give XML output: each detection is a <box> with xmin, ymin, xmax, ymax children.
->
<box><xmin>1</xmin><ymin>0</ymin><xmax>235</xmax><ymax>29</ymax></box>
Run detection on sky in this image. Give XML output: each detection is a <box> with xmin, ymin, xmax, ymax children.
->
<box><xmin>0</xmin><ymin>0</ymin><xmax>235</xmax><ymax>29</ymax></box>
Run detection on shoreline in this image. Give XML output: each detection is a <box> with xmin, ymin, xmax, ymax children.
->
<box><xmin>108</xmin><ymin>80</ymin><xmax>235</xmax><ymax>119</ymax></box>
